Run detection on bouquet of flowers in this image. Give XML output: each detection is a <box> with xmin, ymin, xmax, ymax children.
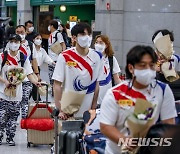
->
<box><xmin>4</xmin><ymin>66</ymin><xmax>26</xmax><ymax>97</ymax></box>
<box><xmin>155</xmin><ymin>34</ymin><xmax>179</xmax><ymax>82</ymax></box>
<box><xmin>122</xmin><ymin>98</ymin><xmax>156</xmax><ymax>154</ymax></box>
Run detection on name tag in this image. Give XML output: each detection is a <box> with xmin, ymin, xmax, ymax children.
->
<box><xmin>117</xmin><ymin>99</ymin><xmax>134</xmax><ymax>107</ymax></box>
<box><xmin>66</xmin><ymin>61</ymin><xmax>77</xmax><ymax>67</ymax></box>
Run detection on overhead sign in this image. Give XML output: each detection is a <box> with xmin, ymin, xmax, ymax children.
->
<box><xmin>40</xmin><ymin>5</ymin><xmax>49</xmax><ymax>12</ymax></box>
<box><xmin>69</xmin><ymin>16</ymin><xmax>77</xmax><ymax>22</ymax></box>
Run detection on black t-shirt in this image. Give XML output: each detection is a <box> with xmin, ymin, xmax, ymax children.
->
<box><xmin>156</xmin><ymin>72</ymin><xmax>180</xmax><ymax>100</ymax></box>
<box><xmin>25</xmin><ymin>31</ymin><xmax>36</xmax><ymax>42</ymax></box>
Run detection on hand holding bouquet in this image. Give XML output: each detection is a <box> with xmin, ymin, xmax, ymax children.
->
<box><xmin>121</xmin><ymin>98</ymin><xmax>156</xmax><ymax>154</ymax></box>
<box><xmin>4</xmin><ymin>66</ymin><xmax>26</xmax><ymax>97</ymax></box>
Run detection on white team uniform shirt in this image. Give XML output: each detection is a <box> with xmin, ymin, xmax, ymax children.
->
<box><xmin>48</xmin><ymin>30</ymin><xmax>64</xmax><ymax>62</ymax></box>
<box><xmin>100</xmin><ymin>80</ymin><xmax>177</xmax><ymax>154</ymax></box>
<box><xmin>6</xmin><ymin>40</ymin><xmax>37</xmax><ymax>82</ymax></box>
<box><xmin>35</xmin><ymin>47</ymin><xmax>53</xmax><ymax>66</ymax></box>
<box><xmin>0</xmin><ymin>51</ymin><xmax>33</xmax><ymax>101</ymax></box>
<box><xmin>98</xmin><ymin>55</ymin><xmax>121</xmax><ymax>104</ymax></box>
<box><xmin>52</xmin><ymin>47</ymin><xmax>104</xmax><ymax>117</ymax></box>
<box><xmin>171</xmin><ymin>54</ymin><xmax>180</xmax><ymax>72</ymax></box>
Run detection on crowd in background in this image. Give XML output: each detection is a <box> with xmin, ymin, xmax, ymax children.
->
<box><xmin>0</xmin><ymin>19</ymin><xmax>179</xmax><ymax>154</ymax></box>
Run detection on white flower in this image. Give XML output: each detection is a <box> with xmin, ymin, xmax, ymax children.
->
<box><xmin>137</xmin><ymin>114</ymin><xmax>146</xmax><ymax>120</ymax></box>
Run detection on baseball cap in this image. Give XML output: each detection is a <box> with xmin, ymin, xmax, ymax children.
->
<box><xmin>9</xmin><ymin>34</ymin><xmax>21</xmax><ymax>42</ymax></box>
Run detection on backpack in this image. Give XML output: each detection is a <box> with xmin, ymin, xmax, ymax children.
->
<box><xmin>108</xmin><ymin>56</ymin><xmax>115</xmax><ymax>87</ymax></box>
<box><xmin>1</xmin><ymin>50</ymin><xmax>26</xmax><ymax>70</ymax></box>
<box><xmin>55</xmin><ymin>31</ymin><xmax>71</xmax><ymax>48</ymax></box>
<box><xmin>54</xmin><ymin>31</ymin><xmax>60</xmax><ymax>44</ymax></box>
<box><xmin>83</xmin><ymin>109</ymin><xmax>106</xmax><ymax>154</ymax></box>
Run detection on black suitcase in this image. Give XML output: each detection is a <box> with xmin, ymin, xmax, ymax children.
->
<box><xmin>59</xmin><ymin>120</ymin><xmax>85</xmax><ymax>154</ymax></box>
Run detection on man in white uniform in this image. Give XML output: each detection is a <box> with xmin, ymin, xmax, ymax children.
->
<box><xmin>52</xmin><ymin>23</ymin><xmax>103</xmax><ymax>119</ymax></box>
<box><xmin>100</xmin><ymin>45</ymin><xmax>177</xmax><ymax>154</ymax></box>
<box><xmin>152</xmin><ymin>29</ymin><xmax>180</xmax><ymax>101</ymax></box>
<box><xmin>48</xmin><ymin>20</ymin><xmax>66</xmax><ymax>95</ymax></box>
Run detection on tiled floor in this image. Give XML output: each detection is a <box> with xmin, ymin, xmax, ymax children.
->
<box><xmin>0</xmin><ymin>125</ymin><xmax>51</xmax><ymax>154</ymax></box>
<box><xmin>0</xmin><ymin>64</ymin><xmax>53</xmax><ymax>154</ymax></box>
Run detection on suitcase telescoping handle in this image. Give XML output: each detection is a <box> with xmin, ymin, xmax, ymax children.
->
<box><xmin>37</xmin><ymin>82</ymin><xmax>49</xmax><ymax>103</ymax></box>
<box><xmin>52</xmin><ymin>108</ymin><xmax>59</xmax><ymax>154</ymax></box>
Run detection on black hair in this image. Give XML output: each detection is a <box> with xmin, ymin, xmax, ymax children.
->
<box><xmin>71</xmin><ymin>22</ymin><xmax>92</xmax><ymax>37</ymax></box>
<box><xmin>16</xmin><ymin>25</ymin><xmax>26</xmax><ymax>31</ymax></box>
<box><xmin>33</xmin><ymin>33</ymin><xmax>41</xmax><ymax>40</ymax></box>
<box><xmin>25</xmin><ymin>20</ymin><xmax>34</xmax><ymax>26</ymax></box>
<box><xmin>49</xmin><ymin>20</ymin><xmax>58</xmax><ymax>30</ymax></box>
<box><xmin>9</xmin><ymin>20</ymin><xmax>14</xmax><ymax>26</ymax></box>
<box><xmin>125</xmin><ymin>45</ymin><xmax>158</xmax><ymax>79</ymax></box>
<box><xmin>60</xmin><ymin>24</ymin><xmax>67</xmax><ymax>34</ymax></box>
<box><xmin>138</xmin><ymin>124</ymin><xmax>180</xmax><ymax>154</ymax></box>
<box><xmin>9</xmin><ymin>34</ymin><xmax>21</xmax><ymax>42</ymax></box>
<box><xmin>152</xmin><ymin>29</ymin><xmax>174</xmax><ymax>42</ymax></box>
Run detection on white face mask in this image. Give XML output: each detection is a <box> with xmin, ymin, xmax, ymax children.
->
<box><xmin>9</xmin><ymin>42</ymin><xmax>20</xmax><ymax>51</ymax></box>
<box><xmin>19</xmin><ymin>34</ymin><xmax>26</xmax><ymax>41</ymax></box>
<box><xmin>48</xmin><ymin>26</ymin><xmax>51</xmax><ymax>32</ymax></box>
<box><xmin>134</xmin><ymin>69</ymin><xmax>156</xmax><ymax>86</ymax></box>
<box><xmin>34</xmin><ymin>39</ymin><xmax>42</xmax><ymax>46</ymax></box>
<box><xmin>95</xmin><ymin>43</ymin><xmax>106</xmax><ymax>53</ymax></box>
<box><xmin>88</xmin><ymin>36</ymin><xmax>92</xmax><ymax>47</ymax></box>
<box><xmin>77</xmin><ymin>35</ymin><xmax>89</xmax><ymax>48</ymax></box>
<box><xmin>28</xmin><ymin>27</ymin><xmax>34</xmax><ymax>32</ymax></box>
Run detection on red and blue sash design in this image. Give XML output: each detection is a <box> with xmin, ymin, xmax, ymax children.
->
<box><xmin>62</xmin><ymin>50</ymin><xmax>96</xmax><ymax>94</ymax></box>
<box><xmin>1</xmin><ymin>53</ymin><xmax>18</xmax><ymax>66</ymax></box>
<box><xmin>112</xmin><ymin>83</ymin><xmax>147</xmax><ymax>106</ymax></box>
<box><xmin>19</xmin><ymin>45</ymin><xmax>28</xmax><ymax>56</ymax></box>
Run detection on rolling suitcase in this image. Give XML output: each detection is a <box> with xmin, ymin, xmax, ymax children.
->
<box><xmin>26</xmin><ymin>83</ymin><xmax>55</xmax><ymax>147</ymax></box>
<box><xmin>59</xmin><ymin>120</ymin><xmax>85</xmax><ymax>154</ymax></box>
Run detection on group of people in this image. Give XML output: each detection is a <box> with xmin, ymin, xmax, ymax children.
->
<box><xmin>0</xmin><ymin>18</ymin><xmax>179</xmax><ymax>154</ymax></box>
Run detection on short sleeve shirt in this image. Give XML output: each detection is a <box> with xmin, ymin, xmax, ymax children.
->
<box><xmin>98</xmin><ymin>55</ymin><xmax>121</xmax><ymax>104</ymax></box>
<box><xmin>48</xmin><ymin>30</ymin><xmax>64</xmax><ymax>61</ymax></box>
<box><xmin>0</xmin><ymin>51</ymin><xmax>33</xmax><ymax>101</ymax></box>
<box><xmin>100</xmin><ymin>80</ymin><xmax>177</xmax><ymax>154</ymax></box>
<box><xmin>52</xmin><ymin>47</ymin><xmax>103</xmax><ymax>117</ymax></box>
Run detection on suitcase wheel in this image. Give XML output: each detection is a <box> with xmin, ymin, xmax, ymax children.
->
<box><xmin>27</xmin><ymin>142</ymin><xmax>31</xmax><ymax>148</ymax></box>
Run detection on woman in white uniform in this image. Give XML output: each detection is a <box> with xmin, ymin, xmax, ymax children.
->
<box><xmin>94</xmin><ymin>35</ymin><xmax>121</xmax><ymax>105</ymax></box>
<box><xmin>30</xmin><ymin>33</ymin><xmax>55</xmax><ymax>100</ymax></box>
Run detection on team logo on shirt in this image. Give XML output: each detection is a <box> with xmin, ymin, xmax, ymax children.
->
<box><xmin>117</xmin><ymin>99</ymin><xmax>134</xmax><ymax>107</ymax></box>
<box><xmin>112</xmin><ymin>84</ymin><xmax>147</xmax><ymax>108</ymax></box>
<box><xmin>66</xmin><ymin>61</ymin><xmax>77</xmax><ymax>67</ymax></box>
<box><xmin>5</xmin><ymin>61</ymin><xmax>11</xmax><ymax>66</ymax></box>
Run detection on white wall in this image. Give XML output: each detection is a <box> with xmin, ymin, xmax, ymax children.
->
<box><xmin>95</xmin><ymin>0</ymin><xmax>180</xmax><ymax>71</ymax></box>
<box><xmin>17</xmin><ymin>0</ymin><xmax>32</xmax><ymax>25</ymax></box>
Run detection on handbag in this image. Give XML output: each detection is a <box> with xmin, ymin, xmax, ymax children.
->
<box><xmin>50</xmin><ymin>41</ymin><xmax>62</xmax><ymax>55</ymax></box>
<box><xmin>21</xmin><ymin>103</ymin><xmax>54</xmax><ymax>131</ymax></box>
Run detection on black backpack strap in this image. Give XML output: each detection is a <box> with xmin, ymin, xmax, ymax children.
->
<box><xmin>1</xmin><ymin>50</ymin><xmax>8</xmax><ymax>70</ymax></box>
<box><xmin>28</xmin><ymin>40</ymin><xmax>33</xmax><ymax>60</ymax></box>
<box><xmin>108</xmin><ymin>56</ymin><xmax>115</xmax><ymax>86</ymax></box>
<box><xmin>54</xmin><ymin>32</ymin><xmax>60</xmax><ymax>43</ymax></box>
<box><xmin>19</xmin><ymin>52</ymin><xmax>26</xmax><ymax>67</ymax></box>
